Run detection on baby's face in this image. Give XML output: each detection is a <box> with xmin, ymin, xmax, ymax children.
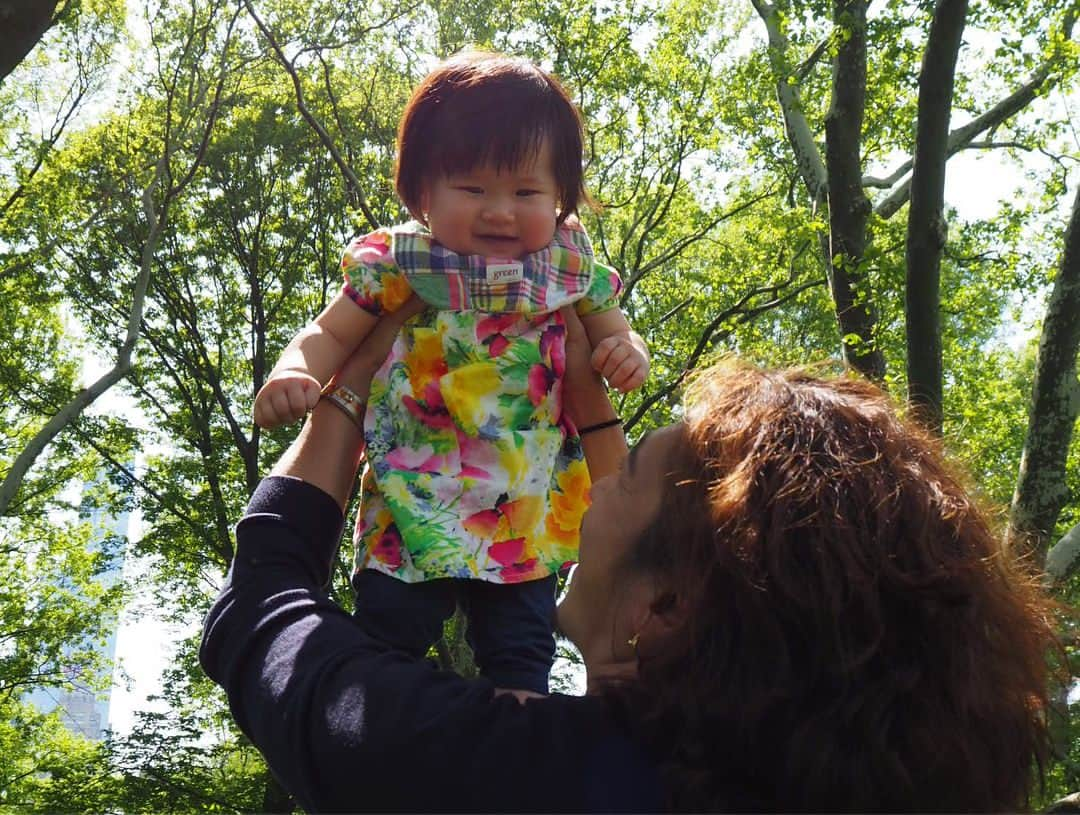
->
<box><xmin>420</xmin><ymin>139</ymin><xmax>558</xmax><ymax>260</ymax></box>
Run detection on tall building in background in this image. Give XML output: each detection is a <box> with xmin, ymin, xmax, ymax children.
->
<box><xmin>24</xmin><ymin>473</ymin><xmax>127</xmax><ymax>741</ymax></box>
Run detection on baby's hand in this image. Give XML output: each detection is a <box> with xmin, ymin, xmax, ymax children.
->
<box><xmin>590</xmin><ymin>332</ymin><xmax>649</xmax><ymax>393</ymax></box>
<box><xmin>254</xmin><ymin>371</ymin><xmax>322</xmax><ymax>428</ymax></box>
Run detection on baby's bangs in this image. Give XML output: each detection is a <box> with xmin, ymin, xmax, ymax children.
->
<box><xmin>431</xmin><ymin>86</ymin><xmax>560</xmax><ymax>176</ymax></box>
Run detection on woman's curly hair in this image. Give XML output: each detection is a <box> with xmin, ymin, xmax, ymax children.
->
<box><xmin>611</xmin><ymin>360</ymin><xmax>1057</xmax><ymax>811</ymax></box>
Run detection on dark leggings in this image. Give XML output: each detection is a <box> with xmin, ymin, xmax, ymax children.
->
<box><xmin>351</xmin><ymin>569</ymin><xmax>557</xmax><ymax>694</ymax></box>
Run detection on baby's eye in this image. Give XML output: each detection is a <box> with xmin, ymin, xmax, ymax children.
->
<box><xmin>456</xmin><ymin>185</ymin><xmax>484</xmax><ymax>194</ymax></box>
<box><xmin>516</xmin><ymin>189</ymin><xmax>540</xmax><ymax>197</ymax></box>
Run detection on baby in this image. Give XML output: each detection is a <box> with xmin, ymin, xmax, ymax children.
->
<box><xmin>254</xmin><ymin>51</ymin><xmax>649</xmax><ymax>696</ymax></box>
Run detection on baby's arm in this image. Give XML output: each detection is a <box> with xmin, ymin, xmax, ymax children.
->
<box><xmin>254</xmin><ymin>291</ymin><xmax>379</xmax><ymax>428</ymax></box>
<box><xmin>578</xmin><ymin>308</ymin><xmax>650</xmax><ymax>394</ymax></box>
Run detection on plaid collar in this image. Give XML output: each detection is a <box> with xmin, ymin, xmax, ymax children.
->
<box><xmin>390</xmin><ymin>217</ymin><xmax>595</xmax><ymax>313</ymax></box>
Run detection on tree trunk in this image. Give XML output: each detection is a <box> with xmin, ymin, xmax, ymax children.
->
<box><xmin>824</xmin><ymin>0</ymin><xmax>884</xmax><ymax>381</ymax></box>
<box><xmin>261</xmin><ymin>776</ymin><xmax>295</xmax><ymax>814</ymax></box>
<box><xmin>1006</xmin><ymin>184</ymin><xmax>1080</xmax><ymax>565</ymax></box>
<box><xmin>1046</xmin><ymin>522</ymin><xmax>1080</xmax><ymax>583</ymax></box>
<box><xmin>905</xmin><ymin>0</ymin><xmax>969</xmax><ymax>433</ymax></box>
<box><xmin>0</xmin><ymin>0</ymin><xmax>63</xmax><ymax>83</ymax></box>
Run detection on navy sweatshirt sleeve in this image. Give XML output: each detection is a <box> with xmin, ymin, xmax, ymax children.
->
<box><xmin>199</xmin><ymin>476</ymin><xmax>664</xmax><ymax>813</ymax></box>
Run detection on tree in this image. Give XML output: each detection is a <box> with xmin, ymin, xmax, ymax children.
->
<box><xmin>0</xmin><ymin>0</ymin><xmax>67</xmax><ymax>83</ymax></box>
<box><xmin>0</xmin><ymin>0</ymin><xmax>223</xmax><ymax>516</ymax></box>
<box><xmin>1</xmin><ymin>0</ymin><xmax>1078</xmax><ymax>809</ymax></box>
<box><xmin>905</xmin><ymin>0</ymin><xmax>969</xmax><ymax>431</ymax></box>
<box><xmin>1014</xmin><ymin>184</ymin><xmax>1080</xmax><ymax>575</ymax></box>
<box><xmin>752</xmin><ymin>0</ymin><xmax>1077</xmax><ymax>392</ymax></box>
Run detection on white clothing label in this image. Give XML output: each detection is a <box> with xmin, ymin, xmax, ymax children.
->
<box><xmin>486</xmin><ymin>261</ymin><xmax>524</xmax><ymax>285</ymax></box>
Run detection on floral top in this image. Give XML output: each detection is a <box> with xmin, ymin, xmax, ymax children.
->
<box><xmin>342</xmin><ymin>218</ymin><xmax>623</xmax><ymax>584</ymax></box>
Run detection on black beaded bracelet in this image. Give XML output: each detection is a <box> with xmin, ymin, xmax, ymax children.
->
<box><xmin>578</xmin><ymin>417</ymin><xmax>623</xmax><ymax>436</ymax></box>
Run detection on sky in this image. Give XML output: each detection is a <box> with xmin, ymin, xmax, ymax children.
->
<box><xmin>108</xmin><ymin>527</ymin><xmax>201</xmax><ymax>735</ymax></box>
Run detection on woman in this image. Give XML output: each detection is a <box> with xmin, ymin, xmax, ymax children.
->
<box><xmin>201</xmin><ymin>298</ymin><xmax>1056</xmax><ymax>811</ymax></box>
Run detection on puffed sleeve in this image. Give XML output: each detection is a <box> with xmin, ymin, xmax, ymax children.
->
<box><xmin>574</xmin><ymin>260</ymin><xmax>624</xmax><ymax>316</ymax></box>
<box><xmin>341</xmin><ymin>228</ymin><xmax>414</xmax><ymax>316</ymax></box>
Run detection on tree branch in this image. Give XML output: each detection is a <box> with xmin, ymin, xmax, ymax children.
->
<box><xmin>0</xmin><ymin>155</ymin><xmax>168</xmax><ymax>516</ymax></box>
<box><xmin>1046</xmin><ymin>522</ymin><xmax>1080</xmax><ymax>583</ymax></box>
<box><xmin>625</xmin><ymin>253</ymin><xmax>822</xmax><ymax>432</ymax></box>
<box><xmin>1</xmin><ymin>205</ymin><xmax>107</xmax><ymax>280</ymax></box>
<box><xmin>794</xmin><ymin>35</ymin><xmax>831</xmax><ymax>83</ymax></box>
<box><xmin>66</xmin><ymin>421</ymin><xmax>203</xmax><ymax>540</ymax></box>
<box><xmin>626</xmin><ymin>187</ymin><xmax>777</xmax><ymax>297</ymax></box>
<box><xmin>875</xmin><ymin>8</ymin><xmax>1076</xmax><ymax>219</ymax></box>
<box><xmin>0</xmin><ymin>70</ymin><xmax>90</xmax><ymax>218</ymax></box>
<box><xmin>0</xmin><ymin>2</ymin><xmax>231</xmax><ymax>515</ymax></box>
<box><xmin>242</xmin><ymin>0</ymin><xmax>379</xmax><ymax>230</ymax></box>
<box><xmin>750</xmin><ymin>0</ymin><xmax>828</xmax><ymax>202</ymax></box>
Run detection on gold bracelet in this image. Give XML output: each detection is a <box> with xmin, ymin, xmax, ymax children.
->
<box><xmin>319</xmin><ymin>383</ymin><xmax>366</xmax><ymax>430</ymax></box>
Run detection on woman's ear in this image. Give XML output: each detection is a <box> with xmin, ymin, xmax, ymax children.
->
<box><xmin>651</xmin><ymin>591</ymin><xmax>677</xmax><ymax>615</ymax></box>
<box><xmin>627</xmin><ymin>588</ymin><xmax>685</xmax><ymax>661</ymax></box>
<box><xmin>648</xmin><ymin>590</ymin><xmax>686</xmax><ymax>631</ymax></box>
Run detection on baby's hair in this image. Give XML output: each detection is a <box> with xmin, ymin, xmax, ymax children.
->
<box><xmin>395</xmin><ymin>51</ymin><xmax>587</xmax><ymax>225</ymax></box>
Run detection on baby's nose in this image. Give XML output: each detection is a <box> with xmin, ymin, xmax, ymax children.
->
<box><xmin>482</xmin><ymin>198</ymin><xmax>514</xmax><ymax>222</ymax></box>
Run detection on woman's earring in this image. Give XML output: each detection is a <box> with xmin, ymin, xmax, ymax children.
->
<box><xmin>627</xmin><ymin>633</ymin><xmax>640</xmax><ymax>655</ymax></box>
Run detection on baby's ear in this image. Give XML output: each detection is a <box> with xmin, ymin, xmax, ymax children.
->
<box><xmin>417</xmin><ymin>187</ymin><xmax>431</xmax><ymax>223</ymax></box>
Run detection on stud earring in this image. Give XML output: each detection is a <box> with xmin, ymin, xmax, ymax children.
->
<box><xmin>627</xmin><ymin>633</ymin><xmax>640</xmax><ymax>655</ymax></box>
